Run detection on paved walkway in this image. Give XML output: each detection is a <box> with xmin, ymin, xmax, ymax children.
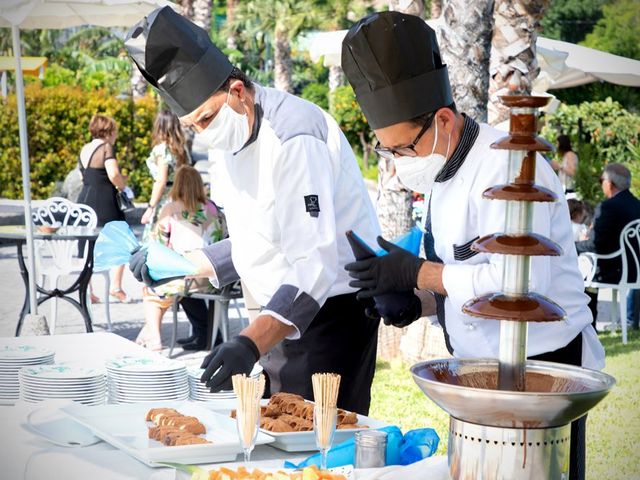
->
<box><xmin>0</xmin><ymin>242</ymin><xmax>248</xmax><ymax>368</ymax></box>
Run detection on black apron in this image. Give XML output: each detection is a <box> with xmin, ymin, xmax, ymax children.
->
<box><xmin>260</xmin><ymin>292</ymin><xmax>379</xmax><ymax>415</ymax></box>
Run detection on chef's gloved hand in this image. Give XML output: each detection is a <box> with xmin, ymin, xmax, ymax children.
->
<box><xmin>346</xmin><ymin>236</ymin><xmax>425</xmax><ymax>299</ymax></box>
<box><xmin>200</xmin><ymin>335</ymin><xmax>260</xmax><ymax>392</ymax></box>
<box><xmin>377</xmin><ymin>292</ymin><xmax>423</xmax><ymax>328</ymax></box>
<box><xmin>129</xmin><ymin>246</ymin><xmax>183</xmax><ymax>288</ymax></box>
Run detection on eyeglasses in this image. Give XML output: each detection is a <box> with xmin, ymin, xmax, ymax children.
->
<box><xmin>374</xmin><ymin>113</ymin><xmax>435</xmax><ymax>160</ymax></box>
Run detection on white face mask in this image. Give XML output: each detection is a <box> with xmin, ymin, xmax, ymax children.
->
<box><xmin>198</xmin><ymin>90</ymin><xmax>250</xmax><ymax>153</ymax></box>
<box><xmin>394</xmin><ymin>120</ymin><xmax>451</xmax><ymax>194</ymax></box>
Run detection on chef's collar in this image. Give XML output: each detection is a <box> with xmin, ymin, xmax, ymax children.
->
<box><xmin>434</xmin><ymin>114</ymin><xmax>479</xmax><ymax>183</ymax></box>
<box><xmin>233</xmin><ymin>83</ymin><xmax>263</xmax><ymax>155</ymax></box>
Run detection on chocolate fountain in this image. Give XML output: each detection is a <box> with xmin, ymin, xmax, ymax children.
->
<box><xmin>411</xmin><ymin>96</ymin><xmax>615</xmax><ymax>479</ymax></box>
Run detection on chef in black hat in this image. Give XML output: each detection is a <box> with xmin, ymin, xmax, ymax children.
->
<box><xmin>124</xmin><ymin>6</ymin><xmax>385</xmax><ymax>414</ymax></box>
<box><xmin>342</xmin><ymin>11</ymin><xmax>603</xmax><ymax>479</ymax></box>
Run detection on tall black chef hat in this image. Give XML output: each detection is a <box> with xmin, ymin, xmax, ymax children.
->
<box><xmin>125</xmin><ymin>6</ymin><xmax>233</xmax><ymax>117</ymax></box>
<box><xmin>341</xmin><ymin>11</ymin><xmax>453</xmax><ymax>130</ymax></box>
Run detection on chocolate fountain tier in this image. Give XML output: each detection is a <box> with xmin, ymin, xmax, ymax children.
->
<box><xmin>411</xmin><ymin>359</ymin><xmax>615</xmax><ymax>429</ymax></box>
<box><xmin>462</xmin><ymin>292</ymin><xmax>565</xmax><ymax>322</ymax></box>
<box><xmin>472</xmin><ymin>233</ymin><xmax>562</xmax><ymax>256</ymax></box>
<box><xmin>482</xmin><ymin>184</ymin><xmax>557</xmax><ymax>202</ymax></box>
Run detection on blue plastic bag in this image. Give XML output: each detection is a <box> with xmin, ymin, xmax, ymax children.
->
<box><xmin>94</xmin><ymin>221</ymin><xmax>139</xmax><ymax>272</ymax></box>
<box><xmin>376</xmin><ymin>225</ymin><xmax>423</xmax><ymax>257</ymax></box>
<box><xmin>284</xmin><ymin>426</ymin><xmax>439</xmax><ymax>469</ymax></box>
<box><xmin>94</xmin><ymin>221</ymin><xmax>196</xmax><ymax>281</ymax></box>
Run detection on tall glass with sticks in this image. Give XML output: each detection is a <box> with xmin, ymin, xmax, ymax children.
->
<box><xmin>232</xmin><ymin>373</ymin><xmax>265</xmax><ymax>463</ymax></box>
<box><xmin>312</xmin><ymin>372</ymin><xmax>341</xmax><ymax>470</ymax></box>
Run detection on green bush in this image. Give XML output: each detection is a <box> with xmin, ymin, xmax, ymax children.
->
<box><xmin>0</xmin><ymin>84</ymin><xmax>157</xmax><ymax>200</ymax></box>
<box><xmin>301</xmin><ymin>82</ymin><xmax>329</xmax><ymax>111</ymax></box>
<box><xmin>330</xmin><ymin>85</ymin><xmax>375</xmax><ymax>171</ymax></box>
<box><xmin>541</xmin><ymin>98</ymin><xmax>640</xmax><ymax>204</ymax></box>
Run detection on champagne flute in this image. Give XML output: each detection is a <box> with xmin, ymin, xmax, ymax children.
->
<box><xmin>314</xmin><ymin>405</ymin><xmax>337</xmax><ymax>470</ymax></box>
<box><xmin>236</xmin><ymin>402</ymin><xmax>260</xmax><ymax>463</ymax></box>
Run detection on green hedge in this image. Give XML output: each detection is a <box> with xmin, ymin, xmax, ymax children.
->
<box><xmin>541</xmin><ymin>98</ymin><xmax>640</xmax><ymax>205</ymax></box>
<box><xmin>0</xmin><ymin>84</ymin><xmax>157</xmax><ymax>200</ymax></box>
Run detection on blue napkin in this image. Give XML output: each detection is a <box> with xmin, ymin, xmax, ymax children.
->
<box><xmin>284</xmin><ymin>426</ymin><xmax>439</xmax><ymax>469</ymax></box>
<box><xmin>94</xmin><ymin>221</ymin><xmax>196</xmax><ymax>280</ymax></box>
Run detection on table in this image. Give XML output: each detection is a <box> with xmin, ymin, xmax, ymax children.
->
<box><xmin>0</xmin><ymin>225</ymin><xmax>100</xmax><ymax>336</ymax></box>
<box><xmin>0</xmin><ymin>333</ymin><xmax>449</xmax><ymax>480</ymax></box>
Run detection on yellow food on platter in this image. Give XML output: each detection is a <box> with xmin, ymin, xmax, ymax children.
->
<box><xmin>191</xmin><ymin>465</ymin><xmax>346</xmax><ymax>480</ymax></box>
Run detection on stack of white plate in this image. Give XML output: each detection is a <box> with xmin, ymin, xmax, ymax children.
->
<box><xmin>106</xmin><ymin>356</ymin><xmax>188</xmax><ymax>404</ymax></box>
<box><xmin>19</xmin><ymin>364</ymin><xmax>106</xmax><ymax>405</ymax></box>
<box><xmin>0</xmin><ymin>345</ymin><xmax>55</xmax><ymax>405</ymax></box>
<box><xmin>189</xmin><ymin>364</ymin><xmax>263</xmax><ymax>402</ymax></box>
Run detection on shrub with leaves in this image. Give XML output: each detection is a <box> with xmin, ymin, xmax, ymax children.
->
<box><xmin>329</xmin><ymin>85</ymin><xmax>375</xmax><ymax>170</ymax></box>
<box><xmin>301</xmin><ymin>82</ymin><xmax>329</xmax><ymax>111</ymax></box>
<box><xmin>541</xmin><ymin>98</ymin><xmax>640</xmax><ymax>204</ymax></box>
<box><xmin>0</xmin><ymin>84</ymin><xmax>157</xmax><ymax>200</ymax></box>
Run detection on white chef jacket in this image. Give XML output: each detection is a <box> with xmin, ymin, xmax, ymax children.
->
<box><xmin>202</xmin><ymin>84</ymin><xmax>380</xmax><ymax>339</ymax></box>
<box><xmin>431</xmin><ymin>119</ymin><xmax>604</xmax><ymax>369</ymax></box>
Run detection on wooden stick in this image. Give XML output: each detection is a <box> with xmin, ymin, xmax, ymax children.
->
<box><xmin>232</xmin><ymin>373</ymin><xmax>265</xmax><ymax>445</ymax></box>
<box><xmin>312</xmin><ymin>373</ymin><xmax>341</xmax><ymax>448</ymax></box>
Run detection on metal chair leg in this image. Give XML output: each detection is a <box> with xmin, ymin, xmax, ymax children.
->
<box><xmin>169</xmin><ymin>296</ymin><xmax>181</xmax><ymax>358</ymax></box>
<box><xmin>103</xmin><ymin>271</ymin><xmax>112</xmax><ymax>332</ymax></box>
<box><xmin>620</xmin><ymin>287</ymin><xmax>628</xmax><ymax>344</ymax></box>
<box><xmin>50</xmin><ymin>275</ymin><xmax>59</xmax><ymax>335</ymax></box>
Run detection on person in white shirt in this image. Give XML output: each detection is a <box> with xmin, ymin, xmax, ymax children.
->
<box><xmin>341</xmin><ymin>11</ymin><xmax>603</xmax><ymax>479</ymax></box>
<box><xmin>124</xmin><ymin>7</ymin><xmax>387</xmax><ymax>414</ymax></box>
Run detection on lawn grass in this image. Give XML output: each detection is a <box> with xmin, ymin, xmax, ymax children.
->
<box><xmin>369</xmin><ymin>329</ymin><xmax>640</xmax><ymax>479</ymax></box>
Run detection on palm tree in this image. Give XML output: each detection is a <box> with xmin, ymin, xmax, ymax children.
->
<box><xmin>388</xmin><ymin>0</ymin><xmax>426</xmax><ymax>17</ymax></box>
<box><xmin>226</xmin><ymin>0</ymin><xmax>239</xmax><ymax>50</ymax></box>
<box><xmin>232</xmin><ymin>0</ymin><xmax>314</xmax><ymax>92</ymax></box>
<box><xmin>488</xmin><ymin>0</ymin><xmax>550</xmax><ymax>125</ymax></box>
<box><xmin>431</xmin><ymin>0</ymin><xmax>442</xmax><ymax>18</ymax></box>
<box><xmin>191</xmin><ymin>0</ymin><xmax>212</xmax><ymax>32</ymax></box>
<box><xmin>437</xmin><ymin>0</ymin><xmax>494</xmax><ymax>122</ymax></box>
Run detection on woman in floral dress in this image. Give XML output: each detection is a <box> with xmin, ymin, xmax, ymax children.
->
<box><xmin>141</xmin><ymin>110</ymin><xmax>190</xmax><ymax>242</ymax></box>
<box><xmin>135</xmin><ymin>165</ymin><xmax>227</xmax><ymax>351</ymax></box>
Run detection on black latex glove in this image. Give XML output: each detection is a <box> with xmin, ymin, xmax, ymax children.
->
<box><xmin>200</xmin><ymin>335</ymin><xmax>260</xmax><ymax>392</ymax></box>
<box><xmin>129</xmin><ymin>246</ymin><xmax>183</xmax><ymax>288</ymax></box>
<box><xmin>377</xmin><ymin>292</ymin><xmax>423</xmax><ymax>328</ymax></box>
<box><xmin>345</xmin><ymin>236</ymin><xmax>425</xmax><ymax>299</ymax></box>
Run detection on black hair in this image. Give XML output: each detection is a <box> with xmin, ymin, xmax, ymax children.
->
<box><xmin>409</xmin><ymin>102</ymin><xmax>457</xmax><ymax>128</ymax></box>
<box><xmin>567</xmin><ymin>199</ymin><xmax>585</xmax><ymax>223</ymax></box>
<box><xmin>557</xmin><ymin>135</ymin><xmax>572</xmax><ymax>154</ymax></box>
<box><xmin>218</xmin><ymin>67</ymin><xmax>253</xmax><ymax>92</ymax></box>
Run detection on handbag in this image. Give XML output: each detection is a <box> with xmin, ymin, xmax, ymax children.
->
<box><xmin>116</xmin><ymin>190</ymin><xmax>135</xmax><ymax>213</ymax></box>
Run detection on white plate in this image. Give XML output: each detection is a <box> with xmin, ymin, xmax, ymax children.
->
<box><xmin>0</xmin><ymin>345</ymin><xmax>55</xmax><ymax>359</ymax></box>
<box><xmin>258</xmin><ymin>414</ymin><xmax>390</xmax><ymax>452</ymax></box>
<box><xmin>20</xmin><ymin>365</ymin><xmax>104</xmax><ymax>380</ymax></box>
<box><xmin>60</xmin><ymin>401</ymin><xmax>274</xmax><ymax>467</ymax></box>
<box><xmin>106</xmin><ymin>357</ymin><xmax>186</xmax><ymax>373</ymax></box>
<box><xmin>23</xmin><ymin>399</ymin><xmax>102</xmax><ymax>447</ymax></box>
<box><xmin>174</xmin><ymin>465</ymin><xmax>355</xmax><ymax>480</ymax></box>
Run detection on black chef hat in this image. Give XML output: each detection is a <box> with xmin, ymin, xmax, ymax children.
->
<box><xmin>125</xmin><ymin>6</ymin><xmax>233</xmax><ymax>117</ymax></box>
<box><xmin>341</xmin><ymin>11</ymin><xmax>453</xmax><ymax>130</ymax></box>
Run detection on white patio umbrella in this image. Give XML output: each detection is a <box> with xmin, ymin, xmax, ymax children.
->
<box><xmin>307</xmin><ymin>27</ymin><xmax>640</xmax><ymax>91</ymax></box>
<box><xmin>0</xmin><ymin>0</ymin><xmax>178</xmax><ymax>318</ymax></box>
<box><xmin>535</xmin><ymin>36</ymin><xmax>640</xmax><ymax>91</ymax></box>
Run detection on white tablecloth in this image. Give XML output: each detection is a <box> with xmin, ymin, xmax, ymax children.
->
<box><xmin>0</xmin><ymin>333</ymin><xmax>449</xmax><ymax>480</ymax></box>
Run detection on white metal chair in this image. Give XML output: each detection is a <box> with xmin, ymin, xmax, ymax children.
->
<box><xmin>31</xmin><ymin>197</ymin><xmax>111</xmax><ymax>333</ymax></box>
<box><xmin>580</xmin><ymin>218</ymin><xmax>640</xmax><ymax>344</ymax></box>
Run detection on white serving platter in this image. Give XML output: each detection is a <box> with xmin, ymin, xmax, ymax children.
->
<box><xmin>258</xmin><ymin>415</ymin><xmax>390</xmax><ymax>452</ymax></box>
<box><xmin>60</xmin><ymin>401</ymin><xmax>274</xmax><ymax>467</ymax></box>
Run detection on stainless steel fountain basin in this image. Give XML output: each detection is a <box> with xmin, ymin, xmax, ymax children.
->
<box><xmin>411</xmin><ymin>358</ymin><xmax>615</xmax><ymax>428</ymax></box>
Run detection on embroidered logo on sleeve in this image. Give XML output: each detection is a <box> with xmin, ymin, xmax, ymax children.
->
<box><xmin>304</xmin><ymin>195</ymin><xmax>320</xmax><ymax>218</ymax></box>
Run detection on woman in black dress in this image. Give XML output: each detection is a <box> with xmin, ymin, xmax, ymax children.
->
<box><xmin>77</xmin><ymin>114</ymin><xmax>131</xmax><ymax>303</ymax></box>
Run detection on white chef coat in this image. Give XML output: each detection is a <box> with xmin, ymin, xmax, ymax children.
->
<box><xmin>202</xmin><ymin>84</ymin><xmax>380</xmax><ymax>339</ymax></box>
<box><xmin>431</xmin><ymin>120</ymin><xmax>604</xmax><ymax>369</ymax></box>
